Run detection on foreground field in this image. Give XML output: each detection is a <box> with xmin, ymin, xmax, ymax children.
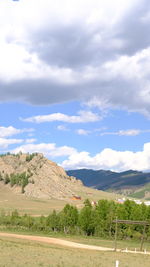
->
<box><xmin>1</xmin><ymin>229</ymin><xmax>150</xmax><ymax>252</ymax></box>
<box><xmin>0</xmin><ymin>182</ymin><xmax>118</xmax><ymax>215</ymax></box>
<box><xmin>0</xmin><ymin>235</ymin><xmax>149</xmax><ymax>267</ymax></box>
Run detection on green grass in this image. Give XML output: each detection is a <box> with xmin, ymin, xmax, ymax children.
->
<box><xmin>129</xmin><ymin>183</ymin><xmax>150</xmax><ymax>199</ymax></box>
<box><xmin>129</xmin><ymin>190</ymin><xmax>145</xmax><ymax>199</ymax></box>
<box><xmin>0</xmin><ymin>235</ymin><xmax>149</xmax><ymax>267</ymax></box>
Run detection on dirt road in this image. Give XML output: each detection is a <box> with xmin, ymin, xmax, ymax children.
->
<box><xmin>0</xmin><ymin>232</ymin><xmax>149</xmax><ymax>255</ymax></box>
<box><xmin>0</xmin><ymin>232</ymin><xmax>113</xmax><ymax>251</ymax></box>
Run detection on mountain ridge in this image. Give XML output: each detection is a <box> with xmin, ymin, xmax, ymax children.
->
<box><xmin>66</xmin><ymin>169</ymin><xmax>150</xmax><ymax>198</ymax></box>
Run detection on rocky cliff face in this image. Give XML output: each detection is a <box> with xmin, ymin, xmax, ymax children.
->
<box><xmin>0</xmin><ymin>153</ymin><xmax>83</xmax><ymax>200</ymax></box>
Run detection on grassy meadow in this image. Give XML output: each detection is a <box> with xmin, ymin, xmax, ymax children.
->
<box><xmin>0</xmin><ymin>182</ymin><xmax>118</xmax><ymax>215</ymax></box>
<box><xmin>0</xmin><ymin>235</ymin><xmax>150</xmax><ymax>267</ymax></box>
<box><xmin>0</xmin><ymin>184</ymin><xmax>67</xmax><ymax>215</ymax></box>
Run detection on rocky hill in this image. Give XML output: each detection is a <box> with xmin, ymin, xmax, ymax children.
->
<box><xmin>0</xmin><ymin>153</ymin><xmax>83</xmax><ymax>200</ymax></box>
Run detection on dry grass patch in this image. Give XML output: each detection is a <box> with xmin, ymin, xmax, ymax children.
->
<box><xmin>0</xmin><ymin>184</ymin><xmax>68</xmax><ymax>215</ymax></box>
<box><xmin>0</xmin><ymin>182</ymin><xmax>118</xmax><ymax>215</ymax></box>
<box><xmin>0</xmin><ymin>236</ymin><xmax>149</xmax><ymax>267</ymax></box>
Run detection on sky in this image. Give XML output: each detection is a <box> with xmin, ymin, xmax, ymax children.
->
<box><xmin>1</xmin><ymin>0</ymin><xmax>150</xmax><ymax>172</ymax></box>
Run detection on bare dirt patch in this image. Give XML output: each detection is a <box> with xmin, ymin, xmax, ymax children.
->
<box><xmin>0</xmin><ymin>232</ymin><xmax>113</xmax><ymax>251</ymax></box>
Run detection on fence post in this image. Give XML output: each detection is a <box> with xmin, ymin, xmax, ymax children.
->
<box><xmin>114</xmin><ymin>217</ymin><xmax>118</xmax><ymax>251</ymax></box>
<box><xmin>116</xmin><ymin>260</ymin><xmax>119</xmax><ymax>267</ymax></box>
<box><xmin>140</xmin><ymin>224</ymin><xmax>146</xmax><ymax>251</ymax></box>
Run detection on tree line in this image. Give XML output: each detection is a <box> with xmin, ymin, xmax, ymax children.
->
<box><xmin>1</xmin><ymin>199</ymin><xmax>150</xmax><ymax>240</ymax></box>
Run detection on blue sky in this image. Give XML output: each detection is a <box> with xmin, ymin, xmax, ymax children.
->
<box><xmin>1</xmin><ymin>0</ymin><xmax>150</xmax><ymax>171</ymax></box>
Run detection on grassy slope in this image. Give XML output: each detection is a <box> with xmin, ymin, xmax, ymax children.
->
<box><xmin>0</xmin><ymin>235</ymin><xmax>149</xmax><ymax>267</ymax></box>
<box><xmin>0</xmin><ymin>183</ymin><xmax>68</xmax><ymax>215</ymax></box>
<box><xmin>0</xmin><ymin>182</ymin><xmax>118</xmax><ymax>215</ymax></box>
<box><xmin>129</xmin><ymin>183</ymin><xmax>150</xmax><ymax>199</ymax></box>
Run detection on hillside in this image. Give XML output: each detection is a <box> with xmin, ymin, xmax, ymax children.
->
<box><xmin>0</xmin><ymin>153</ymin><xmax>117</xmax><ymax>206</ymax></box>
<box><xmin>128</xmin><ymin>183</ymin><xmax>150</xmax><ymax>199</ymax></box>
<box><xmin>67</xmin><ymin>169</ymin><xmax>150</xmax><ymax>199</ymax></box>
<box><xmin>0</xmin><ymin>153</ymin><xmax>83</xmax><ymax>200</ymax></box>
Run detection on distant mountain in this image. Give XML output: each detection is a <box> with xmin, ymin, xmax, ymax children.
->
<box><xmin>67</xmin><ymin>169</ymin><xmax>150</xmax><ymax>199</ymax></box>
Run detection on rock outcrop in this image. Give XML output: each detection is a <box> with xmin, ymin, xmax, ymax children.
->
<box><xmin>0</xmin><ymin>153</ymin><xmax>83</xmax><ymax>200</ymax></box>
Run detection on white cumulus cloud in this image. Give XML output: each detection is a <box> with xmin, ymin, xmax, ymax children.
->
<box><xmin>61</xmin><ymin>143</ymin><xmax>150</xmax><ymax>172</ymax></box>
<box><xmin>11</xmin><ymin>143</ymin><xmax>77</xmax><ymax>158</ymax></box>
<box><xmin>76</xmin><ymin>129</ymin><xmax>90</xmax><ymax>135</ymax></box>
<box><xmin>10</xmin><ymin>140</ymin><xmax>150</xmax><ymax>172</ymax></box>
<box><xmin>21</xmin><ymin>110</ymin><xmax>100</xmax><ymax>123</ymax></box>
<box><xmin>0</xmin><ymin>126</ymin><xmax>34</xmax><ymax>138</ymax></box>
<box><xmin>0</xmin><ymin>138</ymin><xmax>23</xmax><ymax>149</ymax></box>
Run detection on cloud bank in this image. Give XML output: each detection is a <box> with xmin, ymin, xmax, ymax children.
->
<box><xmin>62</xmin><ymin>143</ymin><xmax>150</xmax><ymax>172</ymax></box>
<box><xmin>1</xmin><ymin>0</ymin><xmax>150</xmax><ymax>116</ymax></box>
<box><xmin>9</xmin><ymin>141</ymin><xmax>150</xmax><ymax>172</ymax></box>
